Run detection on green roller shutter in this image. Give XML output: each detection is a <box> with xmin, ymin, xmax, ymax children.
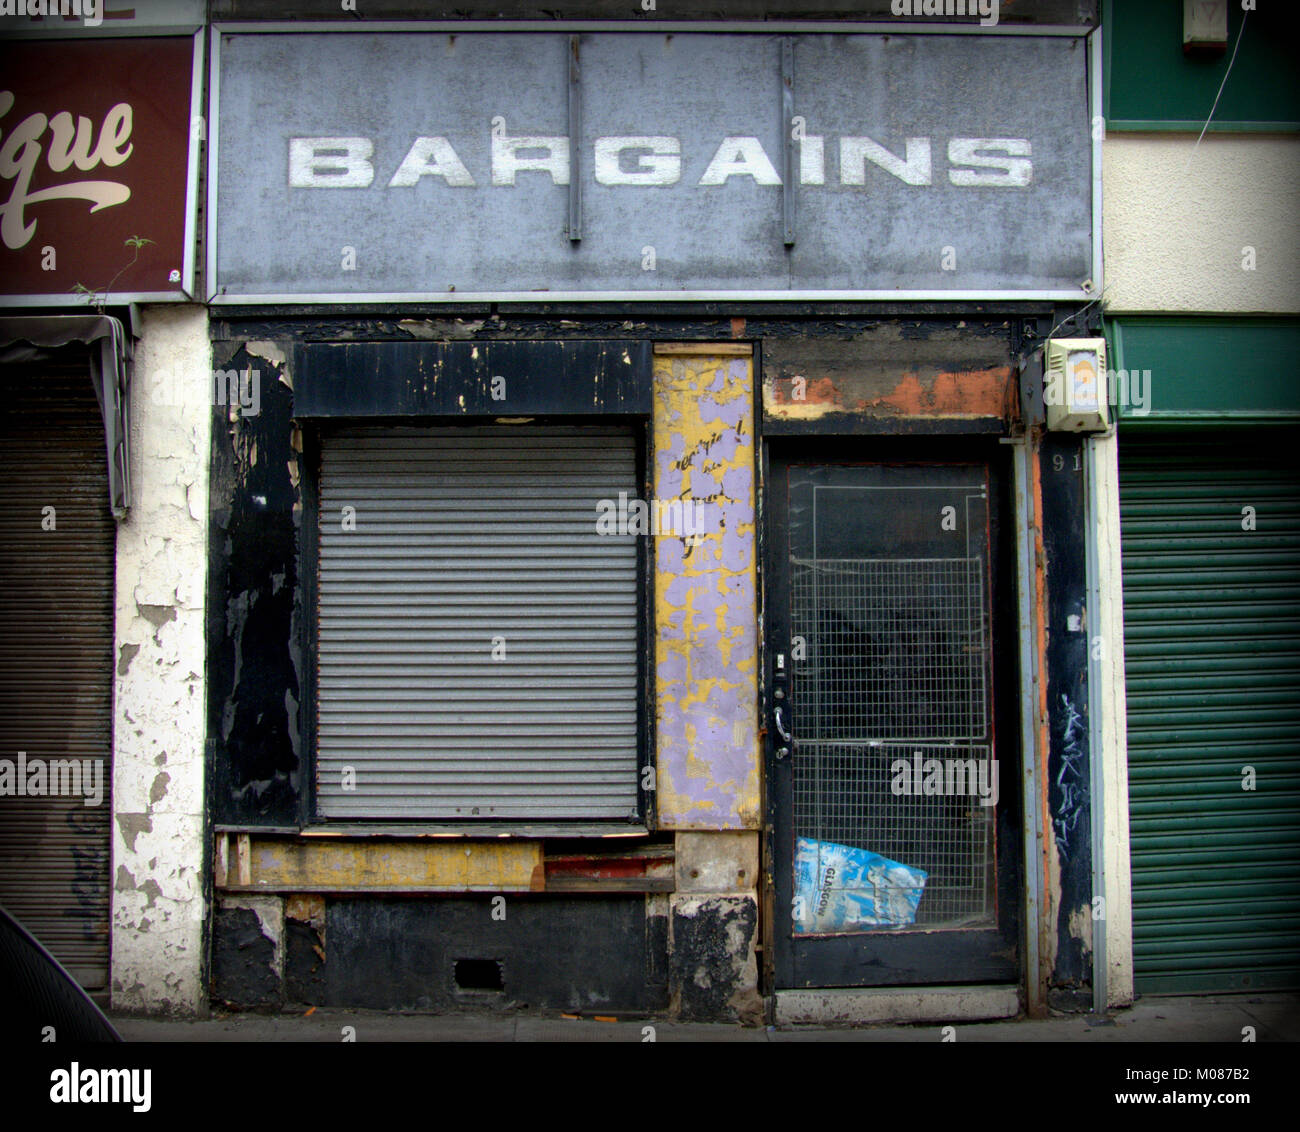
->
<box><xmin>1120</xmin><ymin>430</ymin><xmax>1300</xmax><ymax>993</ymax></box>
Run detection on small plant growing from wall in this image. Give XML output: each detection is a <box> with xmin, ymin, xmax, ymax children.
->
<box><xmin>71</xmin><ymin>235</ymin><xmax>154</xmax><ymax>313</ymax></box>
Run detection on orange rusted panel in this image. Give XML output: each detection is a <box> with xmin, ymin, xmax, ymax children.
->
<box><xmin>762</xmin><ymin>325</ymin><xmax>1020</xmax><ymax>425</ymax></box>
<box><xmin>765</xmin><ymin>365</ymin><xmax>1016</xmax><ymax>420</ymax></box>
<box><xmin>875</xmin><ymin>366</ymin><xmax>1016</xmax><ymax>417</ymax></box>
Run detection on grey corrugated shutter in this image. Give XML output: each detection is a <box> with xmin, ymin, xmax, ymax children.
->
<box><xmin>316</xmin><ymin>426</ymin><xmax>640</xmax><ymax>820</ymax></box>
<box><xmin>0</xmin><ymin>359</ymin><xmax>114</xmax><ymax>991</ymax></box>
<box><xmin>1121</xmin><ymin>432</ymin><xmax>1300</xmax><ymax>993</ymax></box>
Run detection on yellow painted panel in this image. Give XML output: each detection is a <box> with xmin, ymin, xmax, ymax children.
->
<box><xmin>241</xmin><ymin>839</ymin><xmax>544</xmax><ymax>891</ymax></box>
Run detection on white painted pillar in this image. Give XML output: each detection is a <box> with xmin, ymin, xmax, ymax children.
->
<box><xmin>110</xmin><ymin>305</ymin><xmax>210</xmax><ymax>1016</ymax></box>
<box><xmin>1086</xmin><ymin>428</ymin><xmax>1134</xmax><ymax>1008</ymax></box>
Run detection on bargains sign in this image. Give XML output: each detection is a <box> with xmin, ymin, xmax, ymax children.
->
<box><xmin>212</xmin><ymin>30</ymin><xmax>1095</xmax><ymax>301</ymax></box>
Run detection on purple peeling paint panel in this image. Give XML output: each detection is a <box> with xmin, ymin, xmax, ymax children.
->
<box><xmin>655</xmin><ymin>355</ymin><xmax>756</xmax><ymax>825</ymax></box>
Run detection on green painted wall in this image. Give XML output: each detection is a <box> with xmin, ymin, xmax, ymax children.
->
<box><xmin>1105</xmin><ymin>0</ymin><xmax>1300</xmax><ymax>131</ymax></box>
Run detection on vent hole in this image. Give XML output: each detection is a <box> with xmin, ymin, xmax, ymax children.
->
<box><xmin>454</xmin><ymin>958</ymin><xmax>504</xmax><ymax>992</ymax></box>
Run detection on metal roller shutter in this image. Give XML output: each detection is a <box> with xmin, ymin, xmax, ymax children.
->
<box><xmin>1120</xmin><ymin>431</ymin><xmax>1300</xmax><ymax>993</ymax></box>
<box><xmin>316</xmin><ymin>426</ymin><xmax>640</xmax><ymax>820</ymax></box>
<box><xmin>0</xmin><ymin>359</ymin><xmax>115</xmax><ymax>991</ymax></box>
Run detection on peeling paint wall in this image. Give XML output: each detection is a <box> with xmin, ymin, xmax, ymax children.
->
<box><xmin>111</xmin><ymin>305</ymin><xmax>211</xmax><ymax>1016</ymax></box>
<box><xmin>208</xmin><ymin>339</ymin><xmax>301</xmax><ymax>826</ymax></box>
<box><xmin>1040</xmin><ymin>433</ymin><xmax>1096</xmax><ymax>1010</ymax></box>
<box><xmin>670</xmin><ymin>831</ymin><xmax>761</xmax><ymax>1020</ymax></box>
<box><xmin>653</xmin><ymin>350</ymin><xmax>760</xmax><ymax>830</ymax></box>
<box><xmin>670</xmin><ymin>894</ymin><xmax>761</xmax><ymax>1024</ymax></box>
<box><xmin>212</xmin><ymin>895</ymin><xmax>283</xmax><ymax>1007</ymax></box>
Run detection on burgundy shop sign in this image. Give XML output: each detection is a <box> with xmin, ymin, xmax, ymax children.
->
<box><xmin>0</xmin><ymin>35</ymin><xmax>200</xmax><ymax>305</ymax></box>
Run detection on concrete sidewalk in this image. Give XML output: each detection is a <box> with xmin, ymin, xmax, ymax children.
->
<box><xmin>110</xmin><ymin>993</ymin><xmax>1299</xmax><ymax>1042</ymax></box>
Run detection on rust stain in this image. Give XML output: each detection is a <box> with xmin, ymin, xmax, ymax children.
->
<box><xmin>1030</xmin><ymin>431</ymin><xmax>1055</xmax><ymax>1015</ymax></box>
<box><xmin>874</xmin><ymin>366</ymin><xmax>1015</xmax><ymax>416</ymax></box>
<box><xmin>730</xmin><ymin>317</ymin><xmax>746</xmax><ymax>339</ymax></box>
<box><xmin>805</xmin><ymin>376</ymin><xmax>840</xmax><ymax>404</ymax></box>
<box><xmin>285</xmin><ymin>893</ymin><xmax>325</xmax><ymax>925</ymax></box>
<box><xmin>767</xmin><ymin>365</ymin><xmax>1017</xmax><ymax>422</ymax></box>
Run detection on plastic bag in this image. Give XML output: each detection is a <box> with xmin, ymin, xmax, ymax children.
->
<box><xmin>793</xmin><ymin>837</ymin><xmax>927</xmax><ymax>934</ymax></box>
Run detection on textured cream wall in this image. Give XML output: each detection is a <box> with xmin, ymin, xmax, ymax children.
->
<box><xmin>1102</xmin><ymin>134</ymin><xmax>1300</xmax><ymax>314</ymax></box>
<box><xmin>111</xmin><ymin>305</ymin><xmax>210</xmax><ymax>1017</ymax></box>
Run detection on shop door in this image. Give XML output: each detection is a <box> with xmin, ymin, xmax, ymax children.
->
<box><xmin>767</xmin><ymin>445</ymin><xmax>1021</xmax><ymax>988</ymax></box>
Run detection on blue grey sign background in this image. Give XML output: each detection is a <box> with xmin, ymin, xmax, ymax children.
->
<box><xmin>213</xmin><ymin>31</ymin><xmax>1093</xmax><ymax>299</ymax></box>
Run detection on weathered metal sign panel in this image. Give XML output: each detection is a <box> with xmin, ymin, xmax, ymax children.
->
<box><xmin>211</xmin><ymin>31</ymin><xmax>1094</xmax><ymax>302</ymax></box>
<box><xmin>0</xmin><ymin>34</ymin><xmax>201</xmax><ymax>304</ymax></box>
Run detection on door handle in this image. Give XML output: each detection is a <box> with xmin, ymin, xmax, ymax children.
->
<box><xmin>773</xmin><ymin>705</ymin><xmax>792</xmax><ymax>744</ymax></box>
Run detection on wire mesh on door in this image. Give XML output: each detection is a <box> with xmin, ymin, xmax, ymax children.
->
<box><xmin>791</xmin><ymin>557</ymin><xmax>995</xmax><ymax>928</ymax></box>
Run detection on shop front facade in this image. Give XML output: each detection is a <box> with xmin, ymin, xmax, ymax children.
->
<box><xmin>179</xmin><ymin>8</ymin><xmax>1132</xmax><ymax>1024</ymax></box>
<box><xmin>0</xmin><ymin>1</ymin><xmax>1146</xmax><ymax>1024</ymax></box>
<box><xmin>15</xmin><ymin>0</ymin><xmax>1293</xmax><ymax>1029</ymax></box>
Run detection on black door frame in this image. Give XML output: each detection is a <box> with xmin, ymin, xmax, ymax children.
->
<box><xmin>763</xmin><ymin>435</ymin><xmax>1025</xmax><ymax>990</ymax></box>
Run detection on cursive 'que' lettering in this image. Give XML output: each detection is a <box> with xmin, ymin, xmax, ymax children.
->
<box><xmin>0</xmin><ymin>90</ymin><xmax>133</xmax><ymax>250</ymax></box>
